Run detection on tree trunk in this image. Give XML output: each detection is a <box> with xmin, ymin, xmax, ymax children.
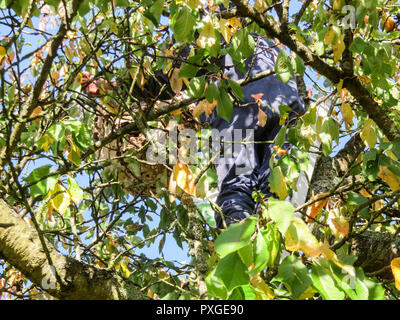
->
<box><xmin>309</xmin><ymin>134</ymin><xmax>399</xmax><ymax>277</ymax></box>
<box><xmin>0</xmin><ymin>200</ymin><xmax>148</xmax><ymax>300</ymax></box>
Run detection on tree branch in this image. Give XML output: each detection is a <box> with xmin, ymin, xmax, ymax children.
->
<box><xmin>0</xmin><ymin>200</ymin><xmax>148</xmax><ymax>300</ymax></box>
<box><xmin>231</xmin><ymin>0</ymin><xmax>400</xmax><ymax>142</ymax></box>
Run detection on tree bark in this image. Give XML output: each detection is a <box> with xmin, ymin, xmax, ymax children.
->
<box><xmin>309</xmin><ymin>134</ymin><xmax>399</xmax><ymax>277</ymax></box>
<box><xmin>0</xmin><ymin>200</ymin><xmax>148</xmax><ymax>300</ymax></box>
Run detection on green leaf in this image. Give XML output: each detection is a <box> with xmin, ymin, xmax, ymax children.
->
<box><xmin>205</xmin><ymin>82</ymin><xmax>219</xmax><ymax>103</ymax></box>
<box><xmin>214</xmin><ymin>251</ymin><xmax>250</xmax><ymax>292</ymax></box>
<box><xmin>228</xmin><ymin>79</ymin><xmax>244</xmax><ymax>101</ymax></box>
<box><xmin>232</xmin><ymin>29</ymin><xmax>255</xmax><ymax>58</ymax></box>
<box><xmin>291</xmin><ymin>53</ymin><xmax>305</xmax><ymax>75</ymax></box>
<box><xmin>363</xmin><ymin>277</ymin><xmax>385</xmax><ymax>300</ymax></box>
<box><xmin>311</xmin><ymin>260</ymin><xmax>346</xmax><ymax>300</ymax></box>
<box><xmin>214</xmin><ymin>216</ymin><xmax>256</xmax><ymax>257</ymax></box>
<box><xmin>238</xmin><ymin>243</ymin><xmax>253</xmax><ymax>267</ymax></box>
<box><xmin>179</xmin><ymin>62</ymin><xmax>199</xmax><ymax>78</ymax></box>
<box><xmin>217</xmin><ymin>86</ymin><xmax>233</xmax><ymax>122</ymax></box>
<box><xmin>205</xmin><ymin>268</ymin><xmax>228</xmax><ymax>299</ymax></box>
<box><xmin>0</xmin><ymin>0</ymin><xmax>11</xmax><ymax>9</ymax></box>
<box><xmin>266</xmin><ymin>199</ymin><xmax>294</xmax><ymax>236</ymax></box>
<box><xmin>361</xmin><ymin>0</ymin><xmax>377</xmax><ymax>9</ymax></box>
<box><xmin>319</xmin><ymin>117</ymin><xmax>339</xmax><ymax>156</ymax></box>
<box><xmin>171</xmin><ymin>7</ymin><xmax>196</xmax><ymax>43</ymax></box>
<box><xmin>228</xmin><ymin>284</ymin><xmax>257</xmax><ymax>300</ymax></box>
<box><xmin>251</xmin><ymin>231</ymin><xmax>269</xmax><ymax>274</ymax></box>
<box><xmin>275</xmin><ymin>50</ymin><xmax>294</xmax><ymax>84</ymax></box>
<box><xmin>78</xmin><ymin>0</ymin><xmax>91</xmax><ymax>16</ymax></box>
<box><xmin>144</xmin><ymin>0</ymin><xmax>163</xmax><ymax>26</ymax></box>
<box><xmin>269</xmin><ymin>166</ymin><xmax>288</xmax><ymax>200</ymax></box>
<box><xmin>275</xmin><ymin>125</ymin><xmax>287</xmax><ymax>147</ymax></box>
<box><xmin>196</xmin><ymin>203</ymin><xmax>217</xmax><ymax>228</ymax></box>
<box><xmin>261</xmin><ymin>223</ymin><xmax>281</xmax><ymax>268</ymax></box>
<box><xmin>67</xmin><ymin>177</ymin><xmax>83</xmax><ymax>204</ymax></box>
<box><xmin>349</xmin><ymin>37</ymin><xmax>367</xmax><ymax>54</ymax></box>
<box><xmin>187</xmin><ymin>76</ymin><xmax>206</xmax><ymax>98</ymax></box>
<box><xmin>346</xmin><ymin>191</ymin><xmax>369</xmax><ymax>219</ymax></box>
<box><xmin>24</xmin><ymin>165</ymin><xmax>59</xmax><ymax>198</ymax></box>
<box><xmin>276</xmin><ymin>255</ymin><xmax>312</xmax><ymax>299</ymax></box>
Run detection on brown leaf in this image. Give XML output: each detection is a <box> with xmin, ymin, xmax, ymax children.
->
<box><xmin>327</xmin><ymin>209</ymin><xmax>349</xmax><ymax>238</ymax></box>
<box><xmin>305</xmin><ymin>193</ymin><xmax>330</xmax><ymax>223</ymax></box>
<box><xmin>205</xmin><ymin>99</ymin><xmax>217</xmax><ymax>116</ymax></box>
<box><xmin>192</xmin><ymin>100</ymin><xmax>206</xmax><ymax>118</ymax></box>
<box><xmin>169</xmin><ymin>68</ymin><xmax>182</xmax><ymax>94</ymax></box>
<box><xmin>251</xmin><ymin>93</ymin><xmax>264</xmax><ymax>102</ymax></box>
<box><xmin>378</xmin><ymin>165</ymin><xmax>400</xmax><ymax>191</ymax></box>
<box><xmin>30</xmin><ymin>106</ymin><xmax>42</xmax><ymax>124</ymax></box>
<box><xmin>257</xmin><ymin>108</ymin><xmax>267</xmax><ymax>127</ymax></box>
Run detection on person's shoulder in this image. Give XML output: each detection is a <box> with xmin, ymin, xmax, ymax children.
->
<box><xmin>249</xmin><ymin>33</ymin><xmax>275</xmax><ymax>48</ymax></box>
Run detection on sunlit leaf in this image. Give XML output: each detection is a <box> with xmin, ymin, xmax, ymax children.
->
<box><xmin>391</xmin><ymin>257</ymin><xmax>400</xmax><ymax>291</ymax></box>
<box><xmin>214</xmin><ymin>216</ymin><xmax>256</xmax><ymax>258</ymax></box>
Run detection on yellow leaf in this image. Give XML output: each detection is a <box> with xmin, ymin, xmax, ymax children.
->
<box><xmin>187</xmin><ymin>0</ymin><xmax>201</xmax><ymax>9</ymax></box>
<box><xmin>270</xmin><ymin>166</ymin><xmax>288</xmax><ymax>200</ymax></box>
<box><xmin>99</xmin><ymin>97</ymin><xmax>118</xmax><ymax>114</ymax></box>
<box><xmin>332</xmin><ymin>0</ymin><xmax>342</xmax><ymax>10</ymax></box>
<box><xmin>337</xmin><ymin>79</ymin><xmax>344</xmax><ymax>93</ymax></box>
<box><xmin>250</xmin><ymin>275</ymin><xmax>275</xmax><ymax>300</ymax></box>
<box><xmin>50</xmin><ymin>184</ymin><xmax>71</xmax><ymax>216</ymax></box>
<box><xmin>319</xmin><ymin>240</ymin><xmax>347</xmax><ymax>270</ymax></box>
<box><xmin>119</xmin><ymin>261</ymin><xmax>131</xmax><ymax>278</ymax></box>
<box><xmin>324</xmin><ymin>27</ymin><xmax>335</xmax><ymax>45</ymax></box>
<box><xmin>0</xmin><ymin>46</ymin><xmax>6</xmax><ymax>60</ymax></box>
<box><xmin>173</xmin><ymin>161</ymin><xmax>196</xmax><ymax>196</ymax></box>
<box><xmin>297</xmin><ymin>285</ymin><xmax>317</xmax><ymax>300</ymax></box>
<box><xmin>378</xmin><ymin>166</ymin><xmax>400</xmax><ymax>191</ymax></box>
<box><xmin>257</xmin><ymin>108</ymin><xmax>268</xmax><ymax>127</ymax></box>
<box><xmin>391</xmin><ymin>257</ymin><xmax>400</xmax><ymax>291</ymax></box>
<box><xmin>227</xmin><ymin>17</ymin><xmax>242</xmax><ymax>31</ymax></box>
<box><xmin>169</xmin><ymin>68</ymin><xmax>182</xmax><ymax>94</ymax></box>
<box><xmin>359</xmin><ymin>188</ymin><xmax>372</xmax><ymax>198</ymax></box>
<box><xmin>358</xmin><ymin>74</ymin><xmax>371</xmax><ymax>84</ymax></box>
<box><xmin>67</xmin><ymin>142</ymin><xmax>82</xmax><ymax>166</ymax></box>
<box><xmin>197</xmin><ymin>21</ymin><xmax>217</xmax><ymax>49</ymax></box>
<box><xmin>386</xmin><ymin>150</ymin><xmax>398</xmax><ymax>161</ymax></box>
<box><xmin>147</xmin><ymin>289</ymin><xmax>154</xmax><ymax>299</ymax></box>
<box><xmin>285</xmin><ymin>217</ymin><xmax>321</xmax><ymax>258</ymax></box>
<box><xmin>295</xmin><ymin>34</ymin><xmax>306</xmax><ymax>44</ymax></box>
<box><xmin>42</xmin><ymin>134</ymin><xmax>54</xmax><ymax>152</ymax></box>
<box><xmin>65</xmin><ymin>45</ymin><xmax>74</xmax><ymax>61</ymax></box>
<box><xmin>340</xmin><ymin>103</ymin><xmax>354</xmax><ymax>130</ymax></box>
<box><xmin>168</xmin><ymin>172</ymin><xmax>177</xmax><ymax>203</ymax></box>
<box><xmin>219</xmin><ymin>18</ymin><xmax>233</xmax><ymax>44</ymax></box>
<box><xmin>254</xmin><ymin>0</ymin><xmax>267</xmax><ymax>12</ymax></box>
<box><xmin>332</xmin><ymin>32</ymin><xmax>345</xmax><ymax>62</ymax></box>
<box><xmin>360</xmin><ymin>118</ymin><xmax>376</xmax><ymax>149</ymax></box>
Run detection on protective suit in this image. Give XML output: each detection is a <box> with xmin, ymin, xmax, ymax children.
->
<box><xmin>200</xmin><ymin>35</ymin><xmax>306</xmax><ymax>227</ymax></box>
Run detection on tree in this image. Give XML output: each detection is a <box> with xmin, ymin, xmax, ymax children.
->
<box><xmin>0</xmin><ymin>0</ymin><xmax>400</xmax><ymax>300</ymax></box>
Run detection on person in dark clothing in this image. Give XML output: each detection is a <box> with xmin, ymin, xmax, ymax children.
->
<box><xmin>199</xmin><ymin>35</ymin><xmax>306</xmax><ymax>227</ymax></box>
